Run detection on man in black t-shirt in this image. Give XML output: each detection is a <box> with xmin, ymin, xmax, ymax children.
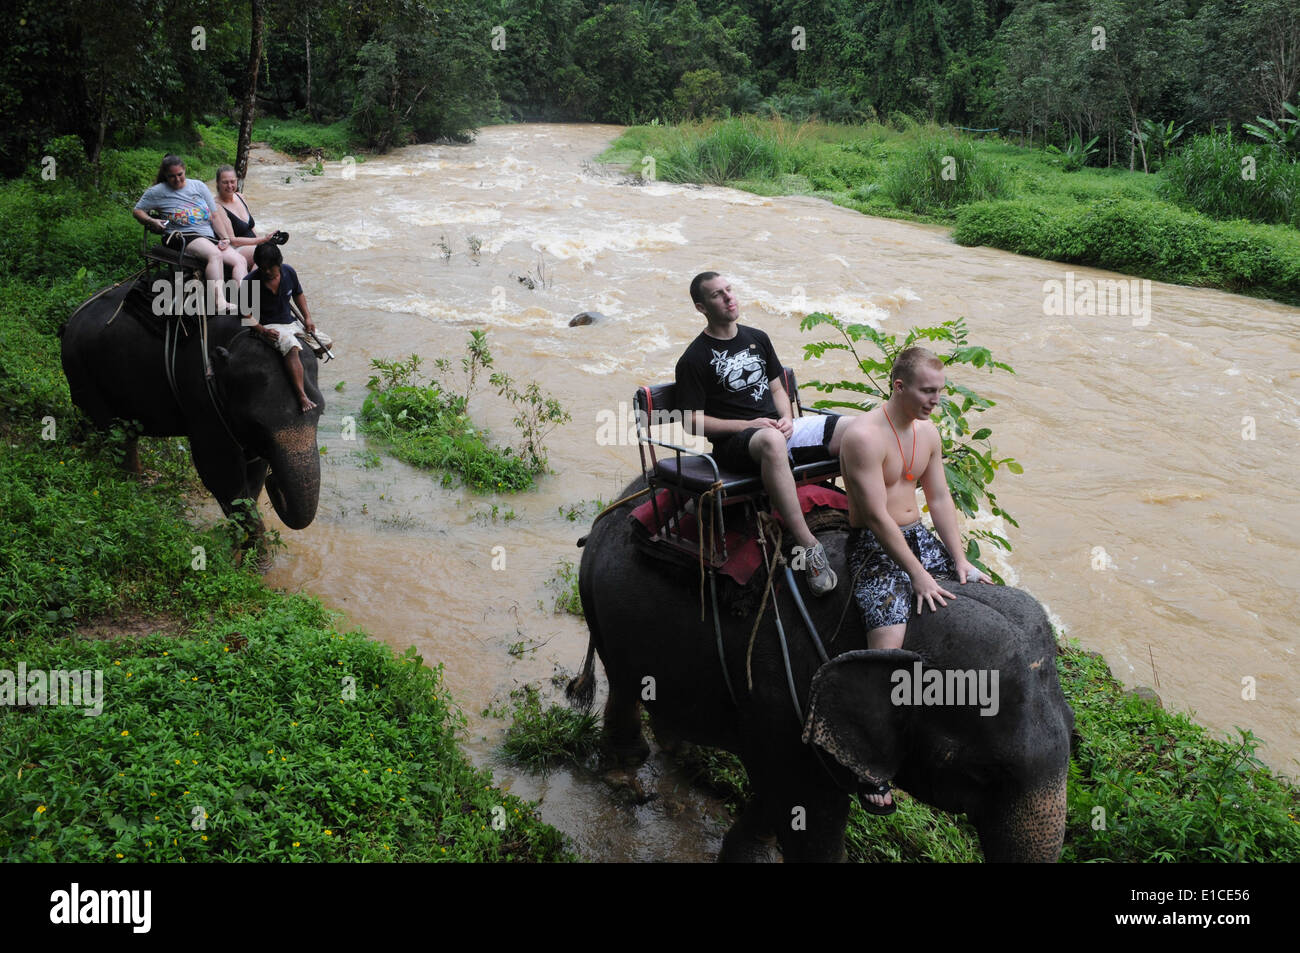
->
<box><xmin>674</xmin><ymin>272</ymin><xmax>843</xmax><ymax>595</ymax></box>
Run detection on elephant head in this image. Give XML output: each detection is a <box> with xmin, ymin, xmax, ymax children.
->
<box><xmin>212</xmin><ymin>331</ymin><xmax>323</xmax><ymax>530</ymax></box>
<box><xmin>801</xmin><ymin>583</ymin><xmax>1073</xmax><ymax>862</ymax></box>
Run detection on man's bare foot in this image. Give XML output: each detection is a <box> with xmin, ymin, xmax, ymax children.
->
<box><xmin>298</xmin><ymin>394</ymin><xmax>318</xmax><ymax>413</ymax></box>
<box><xmin>858</xmin><ymin>781</ymin><xmax>897</xmax><ymax>816</ymax></box>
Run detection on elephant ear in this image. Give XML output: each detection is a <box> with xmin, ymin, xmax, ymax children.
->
<box><xmin>802</xmin><ymin>648</ymin><xmax>922</xmax><ymax>786</ymax></box>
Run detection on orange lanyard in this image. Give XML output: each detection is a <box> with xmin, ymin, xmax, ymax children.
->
<box><xmin>883</xmin><ymin>408</ymin><xmax>916</xmax><ymax>481</ymax></box>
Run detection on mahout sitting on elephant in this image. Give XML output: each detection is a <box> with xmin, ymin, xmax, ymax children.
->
<box><xmin>569</xmin><ymin>476</ymin><xmax>1074</xmax><ymax>862</ymax></box>
<box><xmin>60</xmin><ymin>274</ymin><xmax>324</xmax><ymax>561</ymax></box>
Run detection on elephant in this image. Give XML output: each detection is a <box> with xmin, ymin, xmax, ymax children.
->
<box><xmin>568</xmin><ymin>476</ymin><xmax>1074</xmax><ymax>862</ymax></box>
<box><xmin>60</xmin><ymin>276</ymin><xmax>324</xmax><ymax>556</ymax></box>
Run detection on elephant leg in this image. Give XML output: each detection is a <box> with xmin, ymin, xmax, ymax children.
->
<box><xmin>718</xmin><ymin>795</ymin><xmax>780</xmax><ymax>863</ymax></box>
<box><xmin>123</xmin><ymin>435</ymin><xmax>141</xmax><ymax>475</ymax></box>
<box><xmin>771</xmin><ymin>787</ymin><xmax>851</xmax><ymax>862</ymax></box>
<box><xmin>747</xmin><ymin>749</ymin><xmax>850</xmax><ymax>863</ymax></box>
<box><xmin>190</xmin><ymin>436</ymin><xmax>262</xmax><ymax>552</ymax></box>
<box><xmin>241</xmin><ymin>459</ymin><xmax>272</xmax><ymax>568</ymax></box>
<box><xmin>602</xmin><ymin>677</ymin><xmax>649</xmax><ymax>767</ymax></box>
<box><xmin>972</xmin><ymin>778</ymin><xmax>1067</xmax><ymax>862</ymax></box>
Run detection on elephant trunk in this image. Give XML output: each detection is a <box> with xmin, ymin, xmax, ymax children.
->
<box><xmin>264</xmin><ymin>426</ymin><xmax>320</xmax><ymax>530</ymax></box>
<box><xmin>975</xmin><ymin>778</ymin><xmax>1068</xmax><ymax>862</ymax></box>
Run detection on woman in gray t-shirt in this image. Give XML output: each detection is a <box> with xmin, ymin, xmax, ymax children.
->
<box><xmin>133</xmin><ymin>154</ymin><xmax>248</xmax><ymax>313</ymax></box>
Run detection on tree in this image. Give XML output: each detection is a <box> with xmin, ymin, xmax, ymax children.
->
<box><xmin>234</xmin><ymin>0</ymin><xmax>265</xmax><ymax>182</ymax></box>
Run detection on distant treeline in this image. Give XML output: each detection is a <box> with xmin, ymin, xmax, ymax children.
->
<box><xmin>5</xmin><ymin>0</ymin><xmax>1297</xmax><ymax>175</ymax></box>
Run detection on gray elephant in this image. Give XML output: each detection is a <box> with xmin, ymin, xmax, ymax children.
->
<box><xmin>569</xmin><ymin>477</ymin><xmax>1074</xmax><ymax>862</ymax></box>
<box><xmin>60</xmin><ymin>277</ymin><xmax>323</xmax><ymax>553</ymax></box>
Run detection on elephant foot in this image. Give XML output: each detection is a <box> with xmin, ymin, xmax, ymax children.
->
<box><xmin>716</xmin><ymin>796</ymin><xmax>781</xmax><ymax>862</ymax></box>
<box><xmin>602</xmin><ymin>767</ymin><xmax>654</xmax><ymax>806</ymax></box>
<box><xmin>602</xmin><ymin>735</ymin><xmax>650</xmax><ymax>769</ymax></box>
<box><xmin>719</xmin><ymin>814</ymin><xmax>781</xmax><ymax>862</ymax></box>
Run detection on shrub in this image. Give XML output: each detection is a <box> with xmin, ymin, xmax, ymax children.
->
<box><xmin>885</xmin><ymin>133</ymin><xmax>1009</xmax><ymax>215</ymax></box>
<box><xmin>954</xmin><ymin>198</ymin><xmax>1300</xmax><ymax>303</ymax></box>
<box><xmin>1160</xmin><ymin>132</ymin><xmax>1298</xmax><ymax>226</ymax></box>
<box><xmin>658</xmin><ymin>119</ymin><xmax>785</xmax><ymax>184</ymax></box>
<box><xmin>673</xmin><ymin>69</ymin><xmax>727</xmax><ymax>120</ymax></box>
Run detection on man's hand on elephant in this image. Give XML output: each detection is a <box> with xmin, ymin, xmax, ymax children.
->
<box><xmin>911</xmin><ymin>569</ymin><xmax>955</xmax><ymax>613</ymax></box>
<box><xmin>259</xmin><ymin>326</ymin><xmax>280</xmax><ymax>342</ymax></box>
<box><xmin>954</xmin><ymin>560</ymin><xmax>992</xmax><ymax>585</ymax></box>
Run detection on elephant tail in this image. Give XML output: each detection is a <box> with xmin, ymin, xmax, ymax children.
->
<box><xmin>565</xmin><ymin>637</ymin><xmax>597</xmax><ymax>713</ymax></box>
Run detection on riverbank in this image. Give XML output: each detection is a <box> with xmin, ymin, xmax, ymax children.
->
<box><xmin>0</xmin><ymin>123</ymin><xmax>569</xmax><ymax>861</ymax></box>
<box><xmin>0</xmin><ymin>322</ymin><xmax>570</xmax><ymax>862</ymax></box>
<box><xmin>602</xmin><ymin>118</ymin><xmax>1300</xmax><ymax>306</ymax></box>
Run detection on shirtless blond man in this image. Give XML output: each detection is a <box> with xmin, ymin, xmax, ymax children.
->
<box><xmin>839</xmin><ymin>346</ymin><xmax>991</xmax><ymax>650</ymax></box>
<box><xmin>838</xmin><ymin>346</ymin><xmax>992</xmax><ymax>811</ymax></box>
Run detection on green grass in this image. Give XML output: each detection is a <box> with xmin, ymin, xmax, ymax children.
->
<box><xmin>1059</xmin><ymin>646</ymin><xmax>1300</xmax><ymax>862</ymax></box>
<box><xmin>545</xmin><ymin>559</ymin><xmax>582</xmax><ymax>617</ymax></box>
<box><xmin>1161</xmin><ymin>132</ymin><xmax>1299</xmax><ymax>226</ymax></box>
<box><xmin>360</xmin><ymin>383</ymin><xmax>538</xmax><ymax>493</ymax></box>
<box><xmin>604</xmin><ymin>118</ymin><xmax>1300</xmax><ymax>303</ymax></box>
<box><xmin>2</xmin><ymin>607</ymin><xmax>571</xmax><ymax>861</ymax></box>
<box><xmin>501</xmin><ymin>685</ymin><xmax>600</xmax><ymax>770</ymax></box>
<box><xmin>252</xmin><ymin>118</ymin><xmax>364</xmax><ymax>160</ymax></box>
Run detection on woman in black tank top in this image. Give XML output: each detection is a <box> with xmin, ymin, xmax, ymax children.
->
<box><xmin>214</xmin><ymin>164</ymin><xmax>274</xmax><ymax>266</ymax></box>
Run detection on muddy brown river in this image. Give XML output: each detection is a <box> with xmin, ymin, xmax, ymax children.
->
<box><xmin>237</xmin><ymin>125</ymin><xmax>1298</xmax><ymax>860</ymax></box>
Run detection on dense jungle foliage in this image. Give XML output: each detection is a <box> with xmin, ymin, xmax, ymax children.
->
<box><xmin>5</xmin><ymin>0</ymin><xmax>1297</xmax><ymax>175</ymax></box>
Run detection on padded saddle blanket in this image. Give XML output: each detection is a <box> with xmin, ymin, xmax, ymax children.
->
<box><xmin>630</xmin><ymin>484</ymin><xmax>849</xmax><ymax>586</ymax></box>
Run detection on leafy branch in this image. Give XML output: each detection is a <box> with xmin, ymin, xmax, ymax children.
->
<box><xmin>800</xmin><ymin>313</ymin><xmax>1020</xmax><ymax>581</ymax></box>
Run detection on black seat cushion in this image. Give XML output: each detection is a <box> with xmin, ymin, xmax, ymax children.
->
<box><xmin>654</xmin><ymin>454</ymin><xmax>841</xmax><ymax>496</ymax></box>
<box><xmin>653</xmin><ymin>456</ymin><xmax>763</xmax><ymax>495</ymax></box>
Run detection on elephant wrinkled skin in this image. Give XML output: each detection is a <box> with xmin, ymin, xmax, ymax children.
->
<box><xmin>570</xmin><ymin>477</ymin><xmax>1074</xmax><ymax>862</ymax></box>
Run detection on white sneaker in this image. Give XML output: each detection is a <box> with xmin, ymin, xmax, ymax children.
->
<box><xmin>805</xmin><ymin>541</ymin><xmax>837</xmax><ymax>596</ymax></box>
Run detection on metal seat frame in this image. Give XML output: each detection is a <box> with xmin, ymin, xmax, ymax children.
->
<box><xmin>634</xmin><ymin>365</ymin><xmax>842</xmax><ymax>568</ymax></box>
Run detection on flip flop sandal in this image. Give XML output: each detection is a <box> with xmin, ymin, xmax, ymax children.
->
<box><xmin>271</xmin><ymin>231</ymin><xmax>289</xmax><ymax>245</ymax></box>
<box><xmin>857</xmin><ymin>781</ymin><xmax>897</xmax><ymax>816</ymax></box>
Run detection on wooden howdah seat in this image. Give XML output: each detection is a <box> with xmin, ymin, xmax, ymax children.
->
<box><xmin>634</xmin><ymin>366</ymin><xmax>842</xmax><ymax>568</ymax></box>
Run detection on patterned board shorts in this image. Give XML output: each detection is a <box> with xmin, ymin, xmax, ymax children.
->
<box><xmin>847</xmin><ymin>520</ymin><xmax>957</xmax><ymax>631</ymax></box>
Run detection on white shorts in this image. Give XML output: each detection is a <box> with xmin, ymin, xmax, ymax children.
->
<box><xmin>258</xmin><ymin>320</ymin><xmax>333</xmax><ymax>357</ymax></box>
<box><xmin>786</xmin><ymin>414</ymin><xmax>833</xmax><ymax>451</ymax></box>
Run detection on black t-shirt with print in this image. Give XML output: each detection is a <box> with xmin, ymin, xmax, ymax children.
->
<box><xmin>674</xmin><ymin>325</ymin><xmax>782</xmax><ymax>444</ymax></box>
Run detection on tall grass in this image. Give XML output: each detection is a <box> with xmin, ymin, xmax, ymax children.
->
<box><xmin>654</xmin><ymin>118</ymin><xmax>796</xmax><ymax>184</ymax></box>
<box><xmin>1161</xmin><ymin>132</ymin><xmax>1298</xmax><ymax>226</ymax></box>
<box><xmin>885</xmin><ymin>133</ymin><xmax>1010</xmax><ymax>215</ymax></box>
